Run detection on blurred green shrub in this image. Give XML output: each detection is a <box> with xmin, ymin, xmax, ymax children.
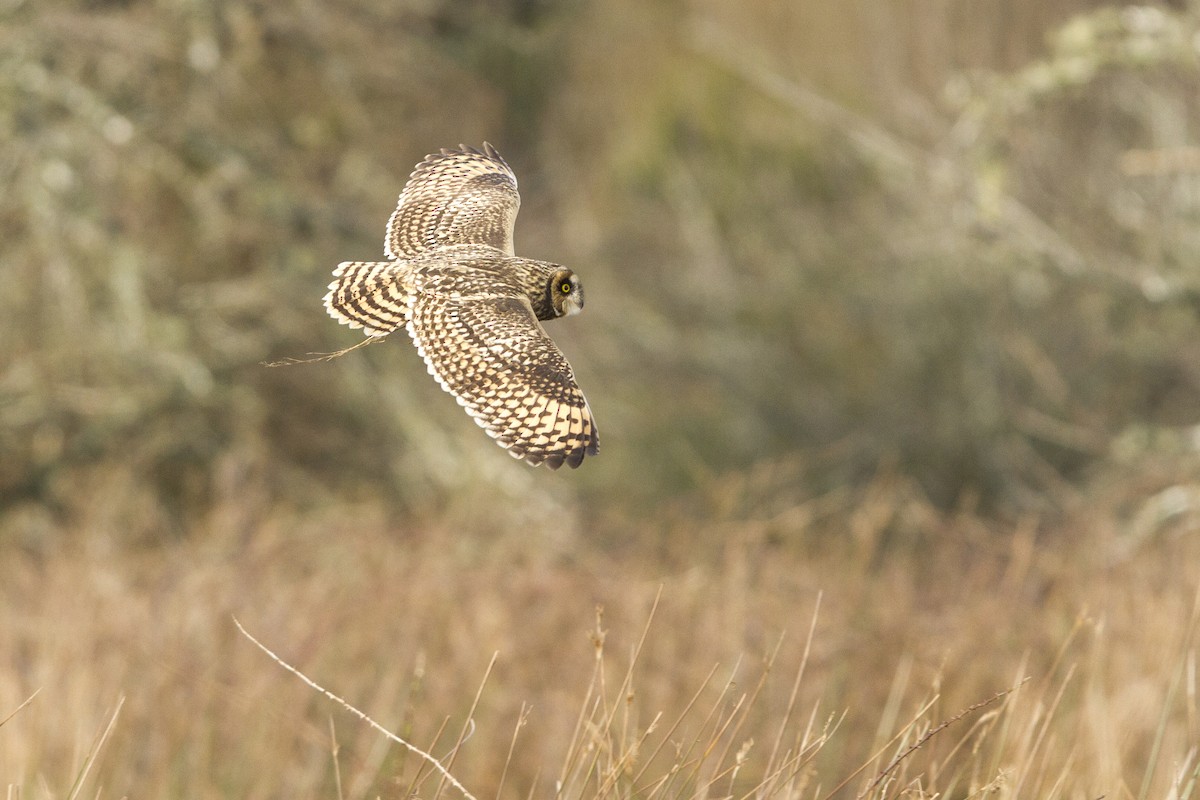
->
<box><xmin>2</xmin><ymin>0</ymin><xmax>1198</xmax><ymax>536</ymax></box>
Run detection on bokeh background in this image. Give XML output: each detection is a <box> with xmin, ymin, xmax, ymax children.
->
<box><xmin>3</xmin><ymin>0</ymin><xmax>1200</xmax><ymax>797</ymax></box>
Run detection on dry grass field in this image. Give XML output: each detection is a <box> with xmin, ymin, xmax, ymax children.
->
<box><xmin>3</xmin><ymin>460</ymin><xmax>1199</xmax><ymax>798</ymax></box>
<box><xmin>3</xmin><ymin>0</ymin><xmax>1200</xmax><ymax>797</ymax></box>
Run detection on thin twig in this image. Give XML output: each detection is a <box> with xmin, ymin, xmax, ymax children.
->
<box><xmin>0</xmin><ymin>689</ymin><xmax>41</xmax><ymax>730</ymax></box>
<box><xmin>233</xmin><ymin>616</ymin><xmax>477</xmax><ymax>800</ymax></box>
<box><xmin>262</xmin><ymin>335</ymin><xmax>380</xmax><ymax>366</ymax></box>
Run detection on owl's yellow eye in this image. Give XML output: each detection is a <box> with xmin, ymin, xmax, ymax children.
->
<box><xmin>561</xmin><ymin>283</ymin><xmax>572</xmax><ymax>294</ymax></box>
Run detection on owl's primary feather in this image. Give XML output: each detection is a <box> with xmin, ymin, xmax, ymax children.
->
<box><xmin>323</xmin><ymin>144</ymin><xmax>599</xmax><ymax>469</ymax></box>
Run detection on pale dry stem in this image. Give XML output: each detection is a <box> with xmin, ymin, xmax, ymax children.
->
<box><xmin>262</xmin><ymin>335</ymin><xmax>380</xmax><ymax>367</ymax></box>
<box><xmin>856</xmin><ymin>680</ymin><xmax>1030</xmax><ymax>800</ymax></box>
<box><xmin>0</xmin><ymin>690</ymin><xmax>41</xmax><ymax>731</ymax></box>
<box><xmin>233</xmin><ymin>616</ymin><xmax>478</xmax><ymax>800</ymax></box>
<box><xmin>65</xmin><ymin>695</ymin><xmax>124</xmax><ymax>800</ymax></box>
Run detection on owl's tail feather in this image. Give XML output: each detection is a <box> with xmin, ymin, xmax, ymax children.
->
<box><xmin>324</xmin><ymin>261</ymin><xmax>414</xmax><ymax>337</ymax></box>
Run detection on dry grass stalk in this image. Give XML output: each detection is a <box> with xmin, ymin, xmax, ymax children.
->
<box><xmin>65</xmin><ymin>695</ymin><xmax>124</xmax><ymax>800</ymax></box>
<box><xmin>261</xmin><ymin>336</ymin><xmax>381</xmax><ymax>367</ymax></box>
<box><xmin>548</xmin><ymin>591</ymin><xmax>839</xmax><ymax>800</ymax></box>
<box><xmin>329</xmin><ymin>716</ymin><xmax>345</xmax><ymax>800</ymax></box>
<box><xmin>0</xmin><ymin>691</ymin><xmax>40</xmax><ymax>732</ymax></box>
<box><xmin>233</xmin><ymin>616</ymin><xmax>478</xmax><ymax>800</ymax></box>
<box><xmin>855</xmin><ymin>681</ymin><xmax>1029</xmax><ymax>800</ymax></box>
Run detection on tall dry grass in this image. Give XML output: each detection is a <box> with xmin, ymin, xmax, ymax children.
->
<box><xmin>2</xmin><ymin>462</ymin><xmax>1198</xmax><ymax>798</ymax></box>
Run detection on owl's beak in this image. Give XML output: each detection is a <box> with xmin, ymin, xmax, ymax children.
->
<box><xmin>564</xmin><ymin>290</ymin><xmax>584</xmax><ymax>316</ymax></box>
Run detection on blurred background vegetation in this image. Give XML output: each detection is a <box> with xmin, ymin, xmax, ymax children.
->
<box><xmin>4</xmin><ymin>0</ymin><xmax>1200</xmax><ymax>533</ymax></box>
<box><xmin>3</xmin><ymin>0</ymin><xmax>1200</xmax><ymax>797</ymax></box>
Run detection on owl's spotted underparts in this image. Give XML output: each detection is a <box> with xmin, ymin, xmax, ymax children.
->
<box><xmin>324</xmin><ymin>143</ymin><xmax>599</xmax><ymax>469</ymax></box>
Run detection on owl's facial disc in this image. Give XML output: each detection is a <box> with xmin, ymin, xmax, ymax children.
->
<box><xmin>550</xmin><ymin>270</ymin><xmax>584</xmax><ymax>317</ymax></box>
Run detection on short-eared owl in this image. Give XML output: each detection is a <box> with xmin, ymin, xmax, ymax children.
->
<box><xmin>324</xmin><ymin>143</ymin><xmax>599</xmax><ymax>469</ymax></box>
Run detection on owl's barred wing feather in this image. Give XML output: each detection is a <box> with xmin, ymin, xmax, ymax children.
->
<box><xmin>406</xmin><ymin>291</ymin><xmax>599</xmax><ymax>469</ymax></box>
<box><xmin>324</xmin><ymin>260</ymin><xmax>413</xmax><ymax>336</ymax></box>
<box><xmin>385</xmin><ymin>143</ymin><xmax>520</xmax><ymax>259</ymax></box>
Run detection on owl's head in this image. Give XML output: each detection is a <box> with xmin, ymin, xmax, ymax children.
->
<box><xmin>548</xmin><ymin>269</ymin><xmax>585</xmax><ymax>317</ymax></box>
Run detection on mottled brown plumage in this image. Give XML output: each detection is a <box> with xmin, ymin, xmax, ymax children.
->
<box><xmin>324</xmin><ymin>144</ymin><xmax>598</xmax><ymax>469</ymax></box>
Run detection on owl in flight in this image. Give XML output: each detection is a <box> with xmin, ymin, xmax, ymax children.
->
<box><xmin>324</xmin><ymin>143</ymin><xmax>599</xmax><ymax>469</ymax></box>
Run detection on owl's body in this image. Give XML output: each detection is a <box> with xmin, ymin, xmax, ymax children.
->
<box><xmin>324</xmin><ymin>144</ymin><xmax>599</xmax><ymax>469</ymax></box>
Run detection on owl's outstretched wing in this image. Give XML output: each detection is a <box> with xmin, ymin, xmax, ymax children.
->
<box><xmin>385</xmin><ymin>143</ymin><xmax>520</xmax><ymax>260</ymax></box>
<box><xmin>406</xmin><ymin>289</ymin><xmax>599</xmax><ymax>469</ymax></box>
